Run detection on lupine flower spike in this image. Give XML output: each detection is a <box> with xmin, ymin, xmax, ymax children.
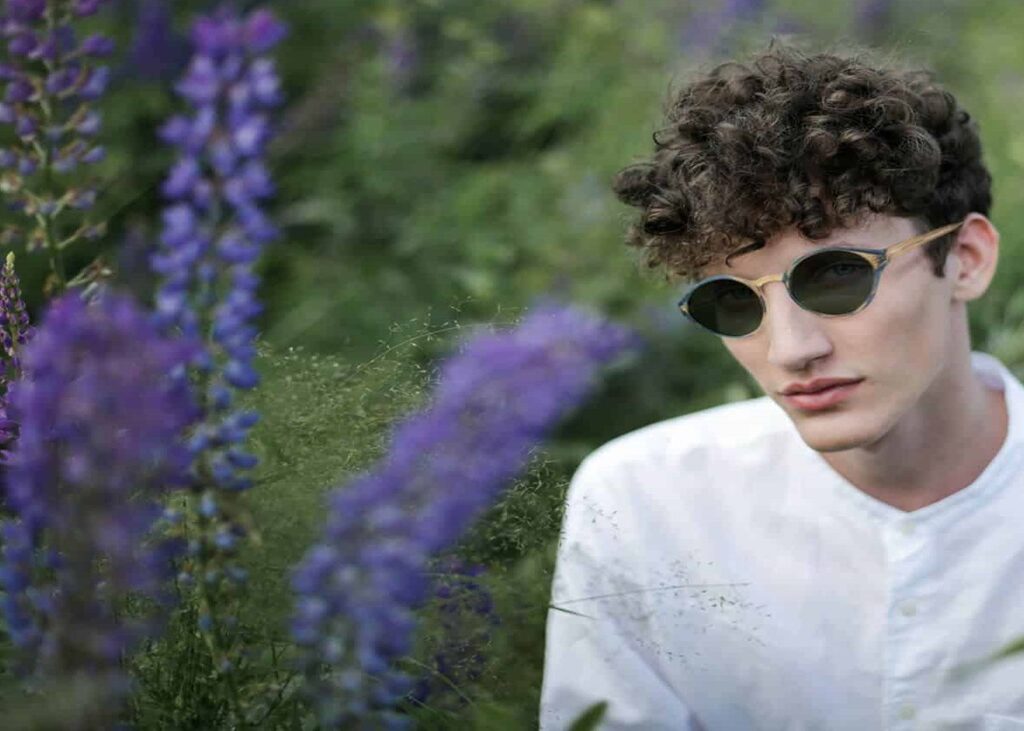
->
<box><xmin>291</xmin><ymin>303</ymin><xmax>642</xmax><ymax>729</ymax></box>
<box><xmin>0</xmin><ymin>292</ymin><xmax>199</xmax><ymax>722</ymax></box>
<box><xmin>0</xmin><ymin>251</ymin><xmax>31</xmax><ymax>468</ymax></box>
<box><xmin>150</xmin><ymin>4</ymin><xmax>286</xmax><ymax>675</ymax></box>
<box><xmin>0</xmin><ymin>0</ymin><xmax>114</xmax><ymax>295</ymax></box>
<box><xmin>408</xmin><ymin>555</ymin><xmax>501</xmax><ymax>711</ymax></box>
<box><xmin>127</xmin><ymin>0</ymin><xmax>188</xmax><ymax>81</ymax></box>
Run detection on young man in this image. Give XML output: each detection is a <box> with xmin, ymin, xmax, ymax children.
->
<box><xmin>539</xmin><ymin>45</ymin><xmax>1024</xmax><ymax>729</ymax></box>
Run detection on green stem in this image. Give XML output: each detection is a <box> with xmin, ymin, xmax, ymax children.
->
<box><xmin>39</xmin><ymin>5</ymin><xmax>66</xmax><ymax>295</ymax></box>
<box><xmin>191</xmin><ymin>331</ymin><xmax>246</xmax><ymax>725</ymax></box>
<box><xmin>42</xmin><ymin>213</ymin><xmax>67</xmax><ymax>294</ymax></box>
<box><xmin>195</xmin><ymin>535</ymin><xmax>245</xmax><ymax>726</ymax></box>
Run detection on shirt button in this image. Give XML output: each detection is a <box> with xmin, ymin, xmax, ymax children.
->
<box><xmin>900</xmin><ymin>601</ymin><xmax>918</xmax><ymax>617</ymax></box>
<box><xmin>900</xmin><ymin>522</ymin><xmax>916</xmax><ymax>536</ymax></box>
<box><xmin>898</xmin><ymin>703</ymin><xmax>916</xmax><ymax>720</ymax></box>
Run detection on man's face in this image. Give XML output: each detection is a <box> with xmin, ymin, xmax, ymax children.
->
<box><xmin>708</xmin><ymin>214</ymin><xmax>959</xmax><ymax>453</ymax></box>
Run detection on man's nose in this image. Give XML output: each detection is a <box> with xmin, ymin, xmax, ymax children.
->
<box><xmin>761</xmin><ymin>282</ymin><xmax>833</xmax><ymax>370</ymax></box>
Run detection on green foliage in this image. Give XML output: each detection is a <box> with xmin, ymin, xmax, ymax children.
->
<box><xmin>127</xmin><ymin>323</ymin><xmax>436</xmax><ymax>729</ymax></box>
<box><xmin>403</xmin><ymin>541</ymin><xmax>564</xmax><ymax>730</ymax></box>
<box><xmin>0</xmin><ymin>674</ymin><xmax>131</xmax><ymax>730</ymax></box>
<box><xmin>240</xmin><ymin>323</ymin><xmax>439</xmax><ymax>632</ymax></box>
<box><xmin>128</xmin><ymin>602</ymin><xmax>303</xmax><ymax>730</ymax></box>
<box><xmin>439</xmin><ymin>454</ymin><xmax>565</xmax><ymax>564</ymax></box>
<box><xmin>263</xmin><ymin>0</ymin><xmax>679</xmax><ymax>360</ymax></box>
<box><xmin>118</xmin><ymin>316</ymin><xmax>587</xmax><ymax>729</ymax></box>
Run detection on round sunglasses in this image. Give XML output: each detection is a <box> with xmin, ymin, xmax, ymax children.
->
<box><xmin>677</xmin><ymin>220</ymin><xmax>965</xmax><ymax>338</ymax></box>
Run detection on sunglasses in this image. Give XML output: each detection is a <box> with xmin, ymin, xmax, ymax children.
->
<box><xmin>677</xmin><ymin>220</ymin><xmax>964</xmax><ymax>338</ymax></box>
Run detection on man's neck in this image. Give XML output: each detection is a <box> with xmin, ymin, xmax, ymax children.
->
<box><xmin>818</xmin><ymin>361</ymin><xmax>1009</xmax><ymax>514</ymax></box>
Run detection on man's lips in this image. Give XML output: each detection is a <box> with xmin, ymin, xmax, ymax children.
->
<box><xmin>780</xmin><ymin>379</ymin><xmax>864</xmax><ymax>411</ymax></box>
<box><xmin>780</xmin><ymin>377</ymin><xmax>864</xmax><ymax>395</ymax></box>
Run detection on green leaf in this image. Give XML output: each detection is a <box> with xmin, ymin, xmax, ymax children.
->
<box><xmin>567</xmin><ymin>701</ymin><xmax>608</xmax><ymax>731</ymax></box>
<box><xmin>991</xmin><ymin>634</ymin><xmax>1024</xmax><ymax>661</ymax></box>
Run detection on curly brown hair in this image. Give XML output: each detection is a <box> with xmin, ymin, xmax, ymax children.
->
<box><xmin>612</xmin><ymin>43</ymin><xmax>992</xmax><ymax>282</ymax></box>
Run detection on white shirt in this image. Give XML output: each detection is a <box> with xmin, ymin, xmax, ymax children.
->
<box><xmin>540</xmin><ymin>351</ymin><xmax>1024</xmax><ymax>731</ymax></box>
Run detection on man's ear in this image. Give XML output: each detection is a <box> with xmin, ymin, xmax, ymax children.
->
<box><xmin>946</xmin><ymin>213</ymin><xmax>999</xmax><ymax>303</ymax></box>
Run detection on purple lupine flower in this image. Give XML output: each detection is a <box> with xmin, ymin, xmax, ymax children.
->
<box><xmin>0</xmin><ymin>0</ymin><xmax>113</xmax><ymax>292</ymax></box>
<box><xmin>408</xmin><ymin>555</ymin><xmax>501</xmax><ymax>711</ymax></box>
<box><xmin>149</xmin><ymin>4</ymin><xmax>285</xmax><ymax>658</ymax></box>
<box><xmin>678</xmin><ymin>0</ymin><xmax>767</xmax><ymax>58</ymax></box>
<box><xmin>124</xmin><ymin>0</ymin><xmax>189</xmax><ymax>81</ymax></box>
<box><xmin>115</xmin><ymin>221</ymin><xmax>158</xmax><ymax>300</ymax></box>
<box><xmin>855</xmin><ymin>0</ymin><xmax>896</xmax><ymax>36</ymax></box>
<box><xmin>0</xmin><ymin>252</ymin><xmax>32</xmax><ymax>367</ymax></box>
<box><xmin>0</xmin><ymin>292</ymin><xmax>199</xmax><ymax>694</ymax></box>
<box><xmin>152</xmin><ymin>3</ymin><xmax>285</xmax><ymax>462</ymax></box>
<box><xmin>0</xmin><ymin>251</ymin><xmax>32</xmax><ymax>470</ymax></box>
<box><xmin>290</xmin><ymin>303</ymin><xmax>642</xmax><ymax>729</ymax></box>
<box><xmin>0</xmin><ymin>402</ymin><xmax>16</xmax><ymax>469</ymax></box>
<box><xmin>382</xmin><ymin>25</ymin><xmax>419</xmax><ymax>94</ymax></box>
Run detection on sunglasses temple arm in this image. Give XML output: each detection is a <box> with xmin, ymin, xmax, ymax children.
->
<box><xmin>886</xmin><ymin>221</ymin><xmax>964</xmax><ymax>259</ymax></box>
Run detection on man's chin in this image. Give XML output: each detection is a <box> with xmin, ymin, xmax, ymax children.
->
<box><xmin>792</xmin><ymin>415</ymin><xmax>880</xmax><ymax>453</ymax></box>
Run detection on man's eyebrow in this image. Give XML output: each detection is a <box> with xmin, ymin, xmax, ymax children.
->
<box><xmin>724</xmin><ymin>236</ymin><xmax>857</xmax><ymax>268</ymax></box>
<box><xmin>724</xmin><ymin>239</ymin><xmax>765</xmax><ymax>267</ymax></box>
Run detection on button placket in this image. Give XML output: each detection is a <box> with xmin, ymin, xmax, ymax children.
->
<box><xmin>884</xmin><ymin>520</ymin><xmax>934</xmax><ymax>729</ymax></box>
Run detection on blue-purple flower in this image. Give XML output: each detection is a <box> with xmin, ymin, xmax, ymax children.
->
<box><xmin>290</xmin><ymin>303</ymin><xmax>641</xmax><ymax>729</ymax></box>
<box><xmin>152</xmin><ymin>4</ymin><xmax>285</xmax><ymax>470</ymax></box>
<box><xmin>855</xmin><ymin>0</ymin><xmax>896</xmax><ymax>36</ymax></box>
<box><xmin>0</xmin><ymin>0</ymin><xmax>114</xmax><ymax>291</ymax></box>
<box><xmin>124</xmin><ymin>0</ymin><xmax>188</xmax><ymax>81</ymax></box>
<box><xmin>0</xmin><ymin>291</ymin><xmax>199</xmax><ymax>689</ymax></box>
<box><xmin>0</xmin><ymin>251</ymin><xmax>31</xmax><ymax>365</ymax></box>
<box><xmin>148</xmin><ymin>3</ymin><xmax>285</xmax><ymax>670</ymax></box>
<box><xmin>678</xmin><ymin>0</ymin><xmax>767</xmax><ymax>58</ymax></box>
<box><xmin>0</xmin><ymin>251</ymin><xmax>31</xmax><ymax>468</ymax></box>
<box><xmin>408</xmin><ymin>555</ymin><xmax>500</xmax><ymax>711</ymax></box>
<box><xmin>381</xmin><ymin>24</ymin><xmax>419</xmax><ymax>94</ymax></box>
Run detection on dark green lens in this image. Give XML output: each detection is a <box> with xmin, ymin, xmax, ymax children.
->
<box><xmin>790</xmin><ymin>250</ymin><xmax>874</xmax><ymax>315</ymax></box>
<box><xmin>686</xmin><ymin>278</ymin><xmax>762</xmax><ymax>336</ymax></box>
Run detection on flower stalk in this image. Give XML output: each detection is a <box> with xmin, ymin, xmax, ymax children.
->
<box><xmin>290</xmin><ymin>303</ymin><xmax>641</xmax><ymax>728</ymax></box>
<box><xmin>0</xmin><ymin>0</ymin><xmax>114</xmax><ymax>296</ymax></box>
<box><xmin>149</xmin><ymin>4</ymin><xmax>286</xmax><ymax>717</ymax></box>
<box><xmin>0</xmin><ymin>291</ymin><xmax>200</xmax><ymax>724</ymax></box>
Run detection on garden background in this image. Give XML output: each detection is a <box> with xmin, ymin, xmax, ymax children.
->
<box><xmin>4</xmin><ymin>0</ymin><xmax>1024</xmax><ymax>728</ymax></box>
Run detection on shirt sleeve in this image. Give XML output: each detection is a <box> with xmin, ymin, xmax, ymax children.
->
<box><xmin>538</xmin><ymin>455</ymin><xmax>705</xmax><ymax>731</ymax></box>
